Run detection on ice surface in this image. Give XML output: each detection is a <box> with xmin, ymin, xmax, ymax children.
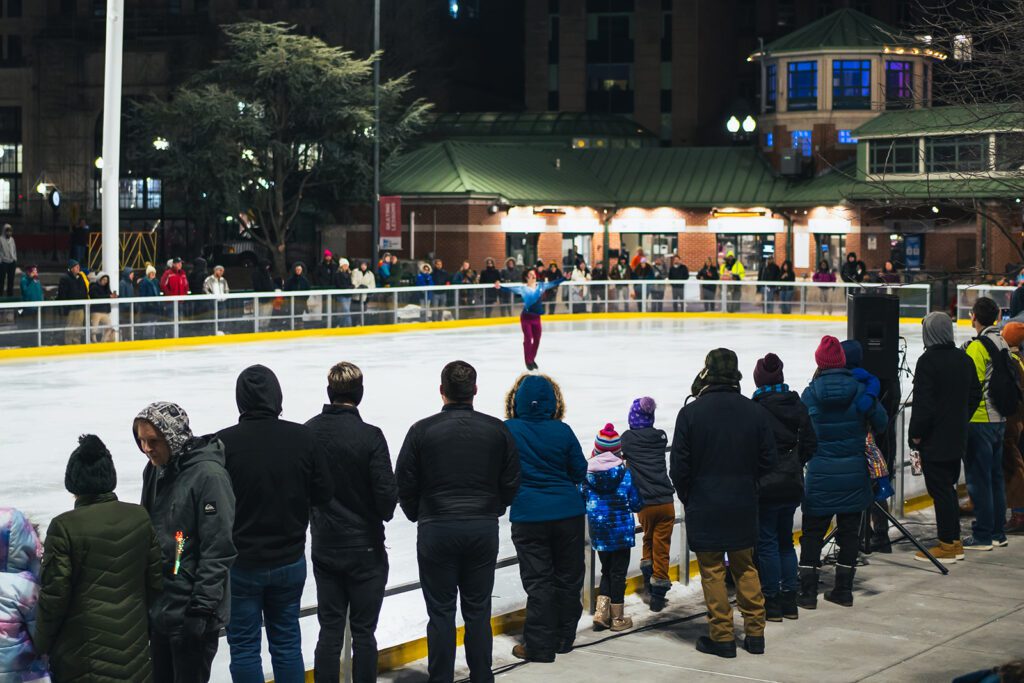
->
<box><xmin>0</xmin><ymin>316</ymin><xmax>953</xmax><ymax>680</ymax></box>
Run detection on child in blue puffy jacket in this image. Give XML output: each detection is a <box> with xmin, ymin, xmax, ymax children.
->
<box><xmin>0</xmin><ymin>507</ymin><xmax>48</xmax><ymax>682</ymax></box>
<box><xmin>841</xmin><ymin>340</ymin><xmax>881</xmax><ymax>412</ymax></box>
<box><xmin>583</xmin><ymin>423</ymin><xmax>643</xmax><ymax>633</ymax></box>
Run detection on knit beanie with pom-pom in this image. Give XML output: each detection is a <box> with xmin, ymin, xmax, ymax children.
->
<box><xmin>628</xmin><ymin>397</ymin><xmax>657</xmax><ymax>429</ymax></box>
<box><xmin>593</xmin><ymin>423</ymin><xmax>622</xmax><ymax>456</ymax></box>
<box><xmin>65</xmin><ymin>434</ymin><xmax>117</xmax><ymax>496</ymax></box>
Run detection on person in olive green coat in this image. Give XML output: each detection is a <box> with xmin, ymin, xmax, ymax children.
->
<box><xmin>34</xmin><ymin>434</ymin><xmax>164</xmax><ymax>683</ymax></box>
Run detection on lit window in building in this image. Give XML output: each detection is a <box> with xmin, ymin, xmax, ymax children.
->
<box><xmin>953</xmin><ymin>34</ymin><xmax>973</xmax><ymax>61</ymax></box>
<box><xmin>837</xmin><ymin>129</ymin><xmax>857</xmax><ymax>144</ymax></box>
<box><xmin>791</xmin><ymin>129</ymin><xmax>812</xmax><ymax>157</ymax></box>
<box><xmin>586</xmin><ymin>64</ymin><xmax>633</xmax><ymax>114</ymax></box>
<box><xmin>885</xmin><ymin>61</ymin><xmax>914</xmax><ymax>109</ymax></box>
<box><xmin>765</xmin><ymin>64</ymin><xmax>777</xmax><ymax>113</ymax></box>
<box><xmin>449</xmin><ymin>0</ymin><xmax>459</xmax><ymax>18</ymax></box>
<box><xmin>869</xmin><ymin>138</ymin><xmax>919</xmax><ymax>174</ymax></box>
<box><xmin>925</xmin><ymin>136</ymin><xmax>988</xmax><ymax>173</ymax></box>
<box><xmin>832</xmin><ymin>60</ymin><xmax>870</xmax><ymax>110</ymax></box>
<box><xmin>765</xmin><ymin>132</ymin><xmax>773</xmax><ymax>147</ymax></box>
<box><xmin>113</xmin><ymin>177</ymin><xmax>162</xmax><ymax>210</ymax></box>
<box><xmin>787</xmin><ymin>61</ymin><xmax>817</xmax><ymax>111</ymax></box>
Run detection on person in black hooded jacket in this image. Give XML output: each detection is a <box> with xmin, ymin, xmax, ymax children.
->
<box><xmin>750</xmin><ymin>353</ymin><xmax>816</xmax><ymax>623</ymax></box>
<box><xmin>217</xmin><ymin>365</ymin><xmax>333</xmax><ymax>683</ymax></box>
<box><xmin>284</xmin><ymin>261</ymin><xmax>311</xmax><ymax>321</ymax></box>
<box><xmin>305</xmin><ymin>362</ymin><xmax>397</xmax><ymax>683</ymax></box>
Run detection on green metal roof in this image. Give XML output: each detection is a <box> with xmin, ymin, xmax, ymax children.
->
<box><xmin>758</xmin><ymin>9</ymin><xmax>912</xmax><ymax>56</ymax></box>
<box><xmin>853</xmin><ymin>104</ymin><xmax>1024</xmax><ymax>139</ymax></box>
<box><xmin>382</xmin><ymin>141</ymin><xmax>1024</xmax><ymax>208</ymax></box>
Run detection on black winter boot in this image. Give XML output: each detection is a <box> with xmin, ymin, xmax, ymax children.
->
<box><xmin>780</xmin><ymin>590</ymin><xmax>799</xmax><ymax>620</ymax></box>
<box><xmin>764</xmin><ymin>594</ymin><xmax>783</xmax><ymax>622</ymax></box>
<box><xmin>696</xmin><ymin>636</ymin><xmax>737</xmax><ymax>659</ymax></box>
<box><xmin>649</xmin><ymin>577</ymin><xmax>670</xmax><ymax>612</ymax></box>
<box><xmin>796</xmin><ymin>566</ymin><xmax>818</xmax><ymax>610</ymax></box>
<box><xmin>824</xmin><ymin>564</ymin><xmax>855</xmax><ymax>607</ymax></box>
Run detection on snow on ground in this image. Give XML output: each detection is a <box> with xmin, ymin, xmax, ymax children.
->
<box><xmin>0</xmin><ymin>316</ymin><xmax>955</xmax><ymax>680</ymax></box>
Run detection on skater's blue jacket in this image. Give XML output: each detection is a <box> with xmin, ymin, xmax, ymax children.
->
<box><xmin>801</xmin><ymin>368</ymin><xmax>888</xmax><ymax>517</ymax></box>
<box><xmin>503</xmin><ymin>278</ymin><xmax>565</xmax><ymax>315</ymax></box>
<box><xmin>505</xmin><ymin>375</ymin><xmax>588</xmax><ymax>523</ymax></box>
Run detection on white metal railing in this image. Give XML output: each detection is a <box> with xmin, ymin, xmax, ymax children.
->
<box><xmin>956</xmin><ymin>284</ymin><xmax>1016</xmax><ymax>321</ymax></box>
<box><xmin>0</xmin><ymin>280</ymin><xmax>931</xmax><ymax>349</ymax></box>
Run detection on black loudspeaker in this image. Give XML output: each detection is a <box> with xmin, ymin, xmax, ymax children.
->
<box><xmin>847</xmin><ymin>293</ymin><xmax>900</xmax><ymax>381</ymax></box>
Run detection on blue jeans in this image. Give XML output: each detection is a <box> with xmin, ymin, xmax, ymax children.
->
<box><xmin>227</xmin><ymin>557</ymin><xmax>307</xmax><ymax>683</ymax></box>
<box><xmin>756</xmin><ymin>503</ymin><xmax>798</xmax><ymax>597</ymax></box>
<box><xmin>966</xmin><ymin>422</ymin><xmax>1007</xmax><ymax>543</ymax></box>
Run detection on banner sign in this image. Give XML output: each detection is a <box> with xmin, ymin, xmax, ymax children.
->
<box><xmin>905</xmin><ymin>234</ymin><xmax>923</xmax><ymax>271</ymax></box>
<box><xmin>379</xmin><ymin>196</ymin><xmax>402</xmax><ymax>250</ymax></box>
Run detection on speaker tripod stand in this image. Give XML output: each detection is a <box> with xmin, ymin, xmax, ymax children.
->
<box><xmin>822</xmin><ymin>500</ymin><xmax>949</xmax><ymax>575</ymax></box>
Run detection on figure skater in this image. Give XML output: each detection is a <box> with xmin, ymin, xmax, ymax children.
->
<box><xmin>495</xmin><ymin>269</ymin><xmax>564</xmax><ymax>370</ymax></box>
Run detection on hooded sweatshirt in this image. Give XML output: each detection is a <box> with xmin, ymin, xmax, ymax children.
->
<box><xmin>119</xmin><ymin>267</ymin><xmax>135</xmax><ymax>298</ymax></box>
<box><xmin>0</xmin><ymin>508</ymin><xmax>45</xmax><ymax>680</ymax></box>
<box><xmin>505</xmin><ymin>375</ymin><xmax>587</xmax><ymax>523</ymax></box>
<box><xmin>217</xmin><ymin>365</ymin><xmax>333</xmax><ymax>569</ymax></box>
<box><xmin>583</xmin><ymin>451</ymin><xmax>643</xmax><ymax>552</ymax></box>
<box><xmin>136</xmin><ymin>402</ymin><xmax>236</xmax><ymax>634</ymax></box>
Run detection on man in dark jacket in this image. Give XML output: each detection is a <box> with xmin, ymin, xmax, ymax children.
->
<box><xmin>840</xmin><ymin>252</ymin><xmax>866</xmax><ymax>283</ymax></box>
<box><xmin>305</xmin><ymin>362</ymin><xmax>397</xmax><ymax>683</ymax></box>
<box><xmin>252</xmin><ymin>260</ymin><xmax>277</xmax><ymax>331</ymax></box>
<box><xmin>432</xmin><ymin>258</ymin><xmax>452</xmax><ymax>310</ymax></box>
<box><xmin>759</xmin><ymin>256</ymin><xmax>782</xmax><ymax>313</ymax></box>
<box><xmin>316</xmin><ymin>249</ymin><xmax>338</xmax><ymax>287</ymax></box>
<box><xmin>56</xmin><ymin>259</ymin><xmax>89</xmax><ymax>344</ymax></box>
<box><xmin>35</xmin><ymin>435</ymin><xmax>163</xmax><ymax>682</ymax></box>
<box><xmin>621</xmin><ymin>397</ymin><xmax>674</xmax><ymax>611</ymax></box>
<box><xmin>670</xmin><ymin>348</ymin><xmax>775</xmax><ymax>659</ymax></box>
<box><xmin>395</xmin><ymin>360</ymin><xmax>521</xmax><ymax>683</ymax></box>
<box><xmin>217</xmin><ymin>365</ymin><xmax>333</xmax><ymax>683</ymax></box>
<box><xmin>135</xmin><ymin>402</ymin><xmax>237</xmax><ymax>683</ymax></box>
<box><xmin>909</xmin><ymin>312</ymin><xmax>983</xmax><ymax>562</ymax></box>
<box><xmin>668</xmin><ymin>256</ymin><xmax>689</xmax><ymax>311</ymax></box>
<box><xmin>479</xmin><ymin>257</ymin><xmax>502</xmax><ymax>316</ymax></box>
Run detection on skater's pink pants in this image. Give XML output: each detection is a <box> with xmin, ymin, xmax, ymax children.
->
<box><xmin>521</xmin><ymin>313</ymin><xmax>542</xmax><ymax>366</ymax></box>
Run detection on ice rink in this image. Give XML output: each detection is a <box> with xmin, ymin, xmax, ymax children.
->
<box><xmin>0</xmin><ymin>315</ymin><xmax>956</xmax><ymax>680</ymax></box>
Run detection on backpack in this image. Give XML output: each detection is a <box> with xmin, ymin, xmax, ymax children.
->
<box><xmin>978</xmin><ymin>335</ymin><xmax>1023</xmax><ymax>417</ymax></box>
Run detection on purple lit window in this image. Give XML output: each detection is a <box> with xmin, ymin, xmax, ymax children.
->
<box><xmin>886</xmin><ymin>61</ymin><xmax>914</xmax><ymax>109</ymax></box>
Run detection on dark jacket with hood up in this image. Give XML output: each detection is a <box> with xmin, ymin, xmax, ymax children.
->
<box><xmin>752</xmin><ymin>387</ymin><xmax>817</xmax><ymax>505</ymax></box>
<box><xmin>395</xmin><ymin>403</ymin><xmax>521</xmax><ymax>523</ymax></box>
<box><xmin>217</xmin><ymin>365</ymin><xmax>334</xmax><ymax>568</ymax></box>
<box><xmin>141</xmin><ymin>436</ymin><xmax>236</xmax><ymax>635</ymax></box>
<box><xmin>670</xmin><ymin>384</ymin><xmax>776</xmax><ymax>552</ymax></box>
<box><xmin>909</xmin><ymin>344</ymin><xmax>983</xmax><ymax>463</ymax></box>
<box><xmin>305</xmin><ymin>404</ymin><xmax>397</xmax><ymax>553</ymax></box>
<box><xmin>621</xmin><ymin>427</ymin><xmax>673</xmax><ymax>506</ymax></box>
<box><xmin>801</xmin><ymin>369</ymin><xmax>889</xmax><ymax>516</ymax></box>
<box><xmin>504</xmin><ymin>375</ymin><xmax>587</xmax><ymax>524</ymax></box>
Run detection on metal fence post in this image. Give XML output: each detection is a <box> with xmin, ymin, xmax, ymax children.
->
<box><xmin>342</xmin><ymin>611</ymin><xmax>353</xmax><ymax>683</ymax></box>
<box><xmin>214</xmin><ymin>299</ymin><xmax>220</xmax><ymax>336</ymax></box>
<box><xmin>173</xmin><ymin>300</ymin><xmax>180</xmax><ymax>338</ymax></box>
<box><xmin>84</xmin><ymin>302</ymin><xmax>92</xmax><ymax>344</ymax></box>
<box><xmin>36</xmin><ymin>307</ymin><xmax>42</xmax><ymax>347</ymax></box>
<box><xmin>677</xmin><ymin>513</ymin><xmax>688</xmax><ymax>586</ymax></box>
<box><xmin>583</xmin><ymin>520</ymin><xmax>596</xmax><ymax>614</ymax></box>
<box><xmin>721</xmin><ymin>282</ymin><xmax>728</xmax><ymax>312</ymax></box>
<box><xmin>326</xmin><ymin>292</ymin><xmax>333</xmax><ymax>329</ymax></box>
<box><xmin>393</xmin><ymin>291</ymin><xmax>399</xmax><ymax>324</ymax></box>
<box><xmin>641</xmin><ymin>282</ymin><xmax>648</xmax><ymax>313</ymax></box>
<box><xmin>253</xmin><ymin>296</ymin><xmax>260</xmax><ymax>333</ymax></box>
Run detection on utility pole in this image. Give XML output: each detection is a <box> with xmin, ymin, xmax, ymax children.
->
<box><xmin>101</xmin><ymin>0</ymin><xmax>124</xmax><ymax>325</ymax></box>
<box><xmin>371</xmin><ymin>0</ymin><xmax>381</xmax><ymax>271</ymax></box>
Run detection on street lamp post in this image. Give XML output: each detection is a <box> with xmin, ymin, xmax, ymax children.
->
<box><xmin>101</xmin><ymin>0</ymin><xmax>124</xmax><ymax>315</ymax></box>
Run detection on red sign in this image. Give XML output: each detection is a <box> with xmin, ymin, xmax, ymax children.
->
<box><xmin>379</xmin><ymin>196</ymin><xmax>402</xmax><ymax>249</ymax></box>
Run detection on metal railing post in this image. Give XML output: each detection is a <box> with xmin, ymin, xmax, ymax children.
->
<box><xmin>214</xmin><ymin>299</ymin><xmax>220</xmax><ymax>336</ymax></box>
<box><xmin>641</xmin><ymin>282</ymin><xmax>648</xmax><ymax>313</ymax></box>
<box><xmin>721</xmin><ymin>281</ymin><xmax>727</xmax><ymax>312</ymax></box>
<box><xmin>36</xmin><ymin>307</ymin><xmax>42</xmax><ymax>347</ymax></box>
<box><xmin>327</xmin><ymin>292</ymin><xmax>333</xmax><ymax>329</ymax></box>
<box><xmin>84</xmin><ymin>302</ymin><xmax>92</xmax><ymax>344</ymax></box>
<box><xmin>342</xmin><ymin>610</ymin><xmax>353</xmax><ymax>683</ymax></box>
<box><xmin>583</xmin><ymin>521</ymin><xmax>596</xmax><ymax>614</ymax></box>
<box><xmin>393</xmin><ymin>291</ymin><xmax>399</xmax><ymax>324</ymax></box>
<box><xmin>678</xmin><ymin>512</ymin><xmax>688</xmax><ymax>586</ymax></box>
<box><xmin>896</xmin><ymin>407</ymin><xmax>907</xmax><ymax>517</ymax></box>
<box><xmin>173</xmin><ymin>299</ymin><xmax>180</xmax><ymax>339</ymax></box>
<box><xmin>253</xmin><ymin>296</ymin><xmax>260</xmax><ymax>334</ymax></box>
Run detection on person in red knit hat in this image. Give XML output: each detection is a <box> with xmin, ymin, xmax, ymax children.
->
<box><xmin>583</xmin><ymin>423</ymin><xmax>643</xmax><ymax>633</ymax></box>
<box><xmin>797</xmin><ymin>335</ymin><xmax>888</xmax><ymax>611</ymax></box>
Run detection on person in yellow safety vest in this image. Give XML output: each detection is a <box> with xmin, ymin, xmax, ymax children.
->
<box><xmin>719</xmin><ymin>252</ymin><xmax>745</xmax><ymax>313</ymax></box>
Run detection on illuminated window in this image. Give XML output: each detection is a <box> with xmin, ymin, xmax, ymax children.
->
<box><xmin>787</xmin><ymin>61</ymin><xmax>817</xmax><ymax>111</ymax></box>
<box><xmin>832</xmin><ymin>60</ymin><xmax>870</xmax><ymax>110</ymax></box>
<box><xmin>886</xmin><ymin>61</ymin><xmax>913</xmax><ymax>109</ymax></box>
<box><xmin>791</xmin><ymin>129</ymin><xmax>811</xmax><ymax>157</ymax></box>
<box><xmin>765</xmin><ymin>132</ymin><xmax>773</xmax><ymax>147</ymax></box>
<box><xmin>838</xmin><ymin>129</ymin><xmax>858</xmax><ymax>144</ymax></box>
<box><xmin>765</xmin><ymin>64</ymin><xmax>777</xmax><ymax>113</ymax></box>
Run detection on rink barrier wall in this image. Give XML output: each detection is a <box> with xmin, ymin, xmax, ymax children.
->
<box><xmin>0</xmin><ymin>279</ymin><xmax>930</xmax><ymax>357</ymax></box>
<box><xmin>0</xmin><ymin>310</ymin><xmax>927</xmax><ymax>363</ymax></box>
<box><xmin>274</xmin><ymin>485</ymin><xmax>945</xmax><ymax>683</ymax></box>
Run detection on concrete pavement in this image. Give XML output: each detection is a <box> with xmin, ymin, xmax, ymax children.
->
<box><xmin>385</xmin><ymin>507</ymin><xmax>1024</xmax><ymax>682</ymax></box>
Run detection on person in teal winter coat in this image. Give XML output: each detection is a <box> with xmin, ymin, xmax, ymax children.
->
<box><xmin>504</xmin><ymin>373</ymin><xmax>587</xmax><ymax>662</ymax></box>
<box><xmin>584</xmin><ymin>424</ymin><xmax>643</xmax><ymax>633</ymax></box>
<box><xmin>798</xmin><ymin>336</ymin><xmax>888</xmax><ymax>610</ymax></box>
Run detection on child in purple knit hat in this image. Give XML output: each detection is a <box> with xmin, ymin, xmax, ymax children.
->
<box><xmin>621</xmin><ymin>397</ymin><xmax>674</xmax><ymax>612</ymax></box>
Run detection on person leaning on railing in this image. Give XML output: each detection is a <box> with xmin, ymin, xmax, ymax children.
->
<box><xmin>56</xmin><ymin>259</ymin><xmax>89</xmax><ymax>345</ymax></box>
<box><xmin>811</xmin><ymin>260</ymin><xmax>836</xmax><ymax>315</ymax></box>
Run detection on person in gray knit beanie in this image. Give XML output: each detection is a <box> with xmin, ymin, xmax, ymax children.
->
<box><xmin>921</xmin><ymin>311</ymin><xmax>955</xmax><ymax>348</ymax></box>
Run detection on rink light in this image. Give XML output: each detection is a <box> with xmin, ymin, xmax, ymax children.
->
<box><xmin>153</xmin><ymin>137</ymin><xmax>170</xmax><ymax>151</ymax></box>
<box><xmin>741</xmin><ymin>115</ymin><xmax>757</xmax><ymax>133</ymax></box>
<box><xmin>94</xmin><ymin>156</ymin><xmax>103</xmax><ymax>170</ymax></box>
<box><xmin>726</xmin><ymin>116</ymin><xmax>741</xmax><ymax>134</ymax></box>
<box><xmin>931</xmin><ymin>205</ymin><xmax>940</xmax><ymax>214</ymax></box>
<box><xmin>36</xmin><ymin>182</ymin><xmax>47</xmax><ymax>195</ymax></box>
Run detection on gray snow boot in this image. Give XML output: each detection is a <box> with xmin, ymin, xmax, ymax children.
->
<box><xmin>649</xmin><ymin>577</ymin><xmax>670</xmax><ymax>612</ymax></box>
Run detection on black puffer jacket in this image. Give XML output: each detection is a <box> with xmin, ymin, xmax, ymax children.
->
<box><xmin>752</xmin><ymin>388</ymin><xmax>817</xmax><ymax>504</ymax></box>
<box><xmin>142</xmin><ymin>437</ymin><xmax>236</xmax><ymax>635</ymax></box>
<box><xmin>909</xmin><ymin>343</ymin><xmax>983</xmax><ymax>462</ymax></box>
<box><xmin>395</xmin><ymin>403</ymin><xmax>521</xmax><ymax>523</ymax></box>
<box><xmin>621</xmin><ymin>427</ymin><xmax>674</xmax><ymax>506</ymax></box>
<box><xmin>35</xmin><ymin>494</ymin><xmax>163</xmax><ymax>682</ymax></box>
<box><xmin>305</xmin><ymin>404</ymin><xmax>397</xmax><ymax>553</ymax></box>
<box><xmin>218</xmin><ymin>365</ymin><xmax>334</xmax><ymax>568</ymax></box>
